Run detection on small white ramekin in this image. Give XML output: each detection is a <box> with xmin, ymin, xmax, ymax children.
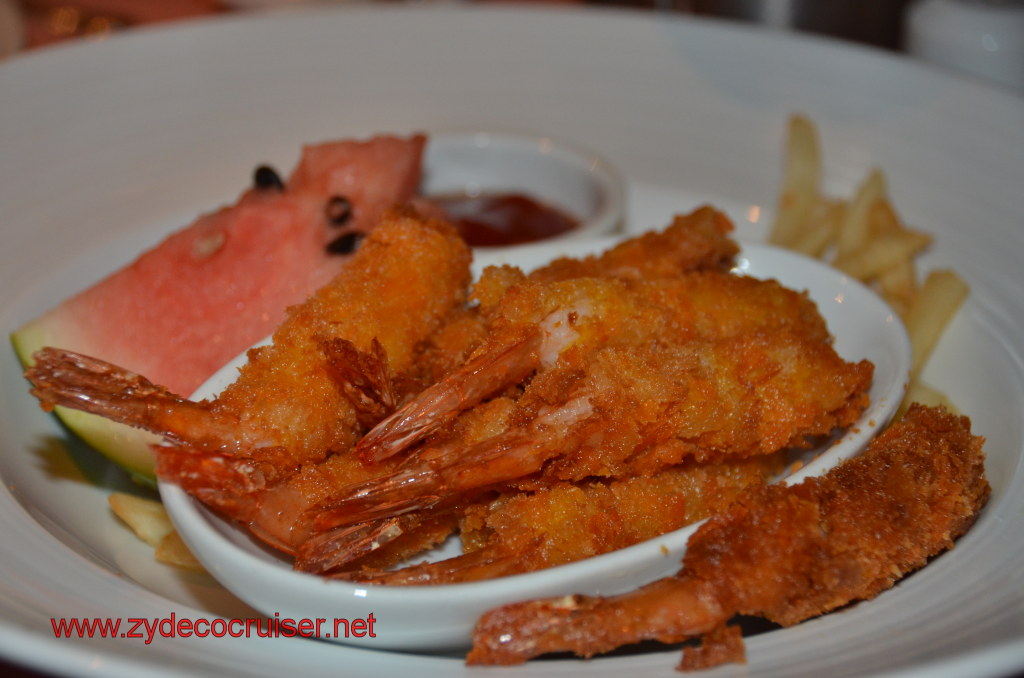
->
<box><xmin>421</xmin><ymin>131</ymin><xmax>625</xmax><ymax>244</ymax></box>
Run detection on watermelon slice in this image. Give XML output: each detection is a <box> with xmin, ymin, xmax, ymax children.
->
<box><xmin>11</xmin><ymin>134</ymin><xmax>426</xmax><ymax>483</ymax></box>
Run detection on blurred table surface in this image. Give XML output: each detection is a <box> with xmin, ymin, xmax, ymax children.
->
<box><xmin>11</xmin><ymin>0</ymin><xmax>226</xmax><ymax>50</ymax></box>
<box><xmin>2</xmin><ymin>0</ymin><xmax>918</xmax><ymax>57</ymax></box>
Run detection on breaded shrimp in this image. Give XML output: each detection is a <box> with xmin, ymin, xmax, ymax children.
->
<box><xmin>467</xmin><ymin>405</ymin><xmax>989</xmax><ymax>669</ymax></box>
<box><xmin>25</xmin><ymin>211</ymin><xmax>472</xmax><ymax>550</ymax></box>
<box><xmin>357</xmin><ymin>269</ymin><xmax>835</xmax><ymax>464</ymax></box>
<box><xmin>528</xmin><ymin>205</ymin><xmax>739</xmax><ymax>282</ymax></box>
<box><xmin>313</xmin><ymin>330</ymin><xmax>871</xmax><ymax>531</ymax></box>
<box><xmin>356</xmin><ymin>206</ymin><xmax>743</xmax><ymax>463</ymax></box>
<box><xmin>338</xmin><ymin>453</ymin><xmax>785</xmax><ymax>585</ymax></box>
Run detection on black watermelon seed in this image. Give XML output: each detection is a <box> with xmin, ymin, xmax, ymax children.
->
<box><xmin>325</xmin><ymin>196</ymin><xmax>353</xmax><ymax>227</ymax></box>
<box><xmin>253</xmin><ymin>165</ymin><xmax>285</xmax><ymax>191</ymax></box>
<box><xmin>326</xmin><ymin>231</ymin><xmax>364</xmax><ymax>255</ymax></box>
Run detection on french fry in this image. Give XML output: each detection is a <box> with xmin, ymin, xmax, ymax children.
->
<box><xmin>109</xmin><ymin>492</ymin><xmax>174</xmax><ymax>548</ymax></box>
<box><xmin>835</xmin><ymin>167</ymin><xmax>887</xmax><ymax>261</ymax></box>
<box><xmin>110</xmin><ymin>491</ymin><xmax>204</xmax><ymax>572</ymax></box>
<box><xmin>770</xmin><ymin>115</ymin><xmax>969</xmax><ymax>414</ymax></box>
<box><xmin>788</xmin><ymin>198</ymin><xmax>843</xmax><ymax>258</ymax></box>
<box><xmin>904</xmin><ymin>269</ymin><xmax>969</xmax><ymax>379</ymax></box>
<box><xmin>834</xmin><ymin>229</ymin><xmax>932</xmax><ymax>281</ymax></box>
<box><xmin>869</xmin><ymin>198</ymin><xmax>903</xmax><ymax>235</ymax></box>
<box><xmin>155</xmin><ymin>531</ymin><xmax>205</xmax><ymax>572</ymax></box>
<box><xmin>769</xmin><ymin>115</ymin><xmax>822</xmax><ymax>248</ymax></box>
<box><xmin>877</xmin><ymin>258</ymin><xmax>918</xmax><ymax>316</ymax></box>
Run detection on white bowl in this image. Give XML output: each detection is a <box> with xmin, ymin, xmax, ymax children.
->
<box><xmin>159</xmin><ymin>237</ymin><xmax>910</xmax><ymax>651</ymax></box>
<box><xmin>421</xmin><ymin>131</ymin><xmax>625</xmax><ymax>244</ymax></box>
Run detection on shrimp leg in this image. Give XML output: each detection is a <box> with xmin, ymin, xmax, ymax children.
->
<box><xmin>468</xmin><ymin>404</ymin><xmax>989</xmax><ymax>667</ymax></box>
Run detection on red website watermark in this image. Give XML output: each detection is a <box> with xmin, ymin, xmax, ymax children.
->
<box><xmin>51</xmin><ymin>612</ymin><xmax>376</xmax><ymax>644</ymax></box>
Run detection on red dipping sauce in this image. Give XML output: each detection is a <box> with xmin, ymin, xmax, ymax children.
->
<box><xmin>433</xmin><ymin>193</ymin><xmax>579</xmax><ymax>247</ymax></box>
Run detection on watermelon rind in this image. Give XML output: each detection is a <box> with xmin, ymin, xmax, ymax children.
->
<box><xmin>11</xmin><ymin>322</ymin><xmax>160</xmax><ymax>486</ymax></box>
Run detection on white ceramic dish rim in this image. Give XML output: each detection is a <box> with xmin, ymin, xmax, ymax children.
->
<box><xmin>159</xmin><ymin>237</ymin><xmax>910</xmax><ymax>650</ymax></box>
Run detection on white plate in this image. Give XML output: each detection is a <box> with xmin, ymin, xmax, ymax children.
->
<box><xmin>160</xmin><ymin>238</ymin><xmax>908</xmax><ymax>651</ymax></box>
<box><xmin>1</xmin><ymin>5</ymin><xmax>1023</xmax><ymax>678</ymax></box>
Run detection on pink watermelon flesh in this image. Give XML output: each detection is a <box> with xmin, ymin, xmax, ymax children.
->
<box><xmin>14</xmin><ymin>134</ymin><xmax>425</xmax><ymax>475</ymax></box>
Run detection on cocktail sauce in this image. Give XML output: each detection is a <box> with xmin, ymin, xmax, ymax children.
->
<box><xmin>434</xmin><ymin>193</ymin><xmax>579</xmax><ymax>247</ymax></box>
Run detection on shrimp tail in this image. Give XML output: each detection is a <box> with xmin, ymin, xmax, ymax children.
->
<box><xmin>343</xmin><ymin>540</ymin><xmax>540</xmax><ymax>586</ymax></box>
<box><xmin>28</xmin><ymin>347</ymin><xmax>184</xmax><ymax>419</ymax></box>
<box><xmin>314</xmin><ymin>431</ymin><xmax>553</xmax><ymax>530</ymax></box>
<box><xmin>356</xmin><ymin>332</ymin><xmax>542</xmax><ymax>463</ymax></box>
<box><xmin>321</xmin><ymin>337</ymin><xmax>398</xmax><ymax>429</ymax></box>
<box><xmin>311</xmin><ymin>463</ymin><xmax>444</xmax><ymax>529</ymax></box>
<box><xmin>25</xmin><ymin>347</ymin><xmax>240</xmax><ymax>453</ymax></box>
<box><xmin>153</xmin><ymin>445</ymin><xmax>299</xmax><ymax>536</ymax></box>
<box><xmin>468</xmin><ymin>405</ymin><xmax>989</xmax><ymax>668</ymax></box>
<box><xmin>293</xmin><ymin>518</ymin><xmax>405</xmax><ymax>574</ymax></box>
<box><xmin>468</xmin><ymin>577</ymin><xmax>725</xmax><ymax>665</ymax></box>
<box><xmin>315</xmin><ymin>494</ymin><xmax>443</xmax><ymax>533</ymax></box>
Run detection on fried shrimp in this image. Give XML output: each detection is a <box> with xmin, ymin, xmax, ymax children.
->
<box><xmin>467</xmin><ymin>405</ymin><xmax>989</xmax><ymax>669</ymax></box>
<box><xmin>312</xmin><ymin>317</ymin><xmax>871</xmax><ymax>533</ymax></box>
<box><xmin>357</xmin><ymin>268</ymin><xmax>836</xmax><ymax>465</ymax></box>
<box><xmin>356</xmin><ymin>205</ymin><xmax>744</xmax><ymax>463</ymax></box>
<box><xmin>24</xmin><ymin>205</ymin><xmax>891</xmax><ymax>584</ymax></box>
<box><xmin>26</xmin><ymin>211</ymin><xmax>473</xmax><ymax>549</ymax></box>
<box><xmin>337</xmin><ymin>453</ymin><xmax>786</xmax><ymax>585</ymax></box>
<box><xmin>527</xmin><ymin>205</ymin><xmax>739</xmax><ymax>282</ymax></box>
